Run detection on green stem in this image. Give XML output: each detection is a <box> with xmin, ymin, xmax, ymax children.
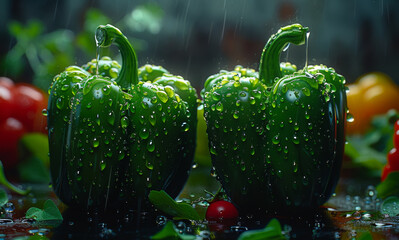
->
<box><xmin>95</xmin><ymin>24</ymin><xmax>138</xmax><ymax>90</ymax></box>
<box><xmin>259</xmin><ymin>24</ymin><xmax>309</xmax><ymax>86</ymax></box>
<box><xmin>0</xmin><ymin>161</ymin><xmax>30</xmax><ymax>195</ymax></box>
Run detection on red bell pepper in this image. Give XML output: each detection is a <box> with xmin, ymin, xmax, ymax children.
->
<box><xmin>381</xmin><ymin>120</ymin><xmax>399</xmax><ymax>181</ymax></box>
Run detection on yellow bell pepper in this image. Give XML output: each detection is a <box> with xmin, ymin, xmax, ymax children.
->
<box><xmin>347</xmin><ymin>72</ymin><xmax>399</xmax><ymax>134</ymax></box>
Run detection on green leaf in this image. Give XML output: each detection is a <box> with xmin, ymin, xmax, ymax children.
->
<box><xmin>237</xmin><ymin>218</ymin><xmax>285</xmax><ymax>240</ymax></box>
<box><xmin>0</xmin><ymin>189</ymin><xmax>8</xmax><ymax>206</ymax></box>
<box><xmin>344</xmin><ymin>110</ymin><xmax>399</xmax><ymax>174</ymax></box>
<box><xmin>84</xmin><ymin>9</ymin><xmax>111</xmax><ymax>33</ymax></box>
<box><xmin>149</xmin><ymin>190</ymin><xmax>201</xmax><ymax>221</ymax></box>
<box><xmin>380</xmin><ymin>196</ymin><xmax>399</xmax><ymax>216</ymax></box>
<box><xmin>0</xmin><ymin>160</ymin><xmax>30</xmax><ymax>195</ymax></box>
<box><xmin>345</xmin><ymin>136</ymin><xmax>386</xmax><ymax>170</ymax></box>
<box><xmin>376</xmin><ymin>171</ymin><xmax>399</xmax><ymax>199</ymax></box>
<box><xmin>8</xmin><ymin>21</ymin><xmax>23</xmax><ymax>38</ymax></box>
<box><xmin>19</xmin><ymin>133</ymin><xmax>49</xmax><ymax>167</ymax></box>
<box><xmin>8</xmin><ymin>20</ymin><xmax>43</xmax><ymax>43</ymax></box>
<box><xmin>151</xmin><ymin>221</ymin><xmax>195</xmax><ymax>240</ymax></box>
<box><xmin>25</xmin><ymin>20</ymin><xmax>44</xmax><ymax>39</ymax></box>
<box><xmin>18</xmin><ymin>133</ymin><xmax>50</xmax><ymax>183</ymax></box>
<box><xmin>124</xmin><ymin>3</ymin><xmax>164</xmax><ymax>34</ymax></box>
<box><xmin>26</xmin><ymin>199</ymin><xmax>63</xmax><ymax>221</ymax></box>
<box><xmin>18</xmin><ymin>157</ymin><xmax>50</xmax><ymax>184</ymax></box>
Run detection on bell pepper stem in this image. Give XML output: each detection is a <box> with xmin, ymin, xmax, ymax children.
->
<box><xmin>96</xmin><ymin>24</ymin><xmax>138</xmax><ymax>90</ymax></box>
<box><xmin>259</xmin><ymin>24</ymin><xmax>309</xmax><ymax>86</ymax></box>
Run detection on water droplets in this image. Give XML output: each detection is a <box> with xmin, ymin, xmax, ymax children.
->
<box><xmin>164</xmin><ymin>86</ymin><xmax>175</xmax><ymax>98</ymax></box>
<box><xmin>156</xmin><ymin>91</ymin><xmax>168</xmax><ymax>103</ymax></box>
<box><xmin>250</xmin><ymin>145</ymin><xmax>255</xmax><ymax>155</ymax></box>
<box><xmin>233</xmin><ymin>111</ymin><xmax>239</xmax><ymax>119</ymax></box>
<box><xmin>316</xmin><ymin>74</ymin><xmax>325</xmax><ymax>84</ymax></box>
<box><xmin>56</xmin><ymin>97</ymin><xmax>65</xmax><ymax>110</ymax></box>
<box><xmin>181</xmin><ymin>122</ymin><xmax>189</xmax><ymax>131</ymax></box>
<box><xmin>61</xmin><ymin>84</ymin><xmax>70</xmax><ymax>91</ymax></box>
<box><xmin>324</xmin><ymin>94</ymin><xmax>331</xmax><ymax>102</ymax></box>
<box><xmin>139</xmin><ymin>128</ymin><xmax>149</xmax><ymax>140</ymax></box>
<box><xmin>93</xmin><ymin>138</ymin><xmax>100</xmax><ymax>148</ymax></box>
<box><xmin>292</xmin><ymin>135</ymin><xmax>300</xmax><ymax>144</ymax></box>
<box><xmin>210</xmin><ymin>146</ymin><xmax>217</xmax><ymax>155</ymax></box>
<box><xmin>100</xmin><ymin>161</ymin><xmax>106</xmax><ymax>171</ymax></box>
<box><xmin>302</xmin><ymin>87</ymin><xmax>310</xmax><ymax>96</ymax></box>
<box><xmin>216</xmin><ymin>102</ymin><xmax>223</xmax><ymax>112</ymax></box>
<box><xmin>175</xmin><ymin>79</ymin><xmax>189</xmax><ymax>90</ymax></box>
<box><xmin>293</xmin><ymin>122</ymin><xmax>299</xmax><ymax>131</ymax></box>
<box><xmin>346</xmin><ymin>113</ymin><xmax>354</xmax><ymax>123</ymax></box>
<box><xmin>121</xmin><ymin>116</ymin><xmax>129</xmax><ymax>128</ymax></box>
<box><xmin>149</xmin><ymin>115</ymin><xmax>156</xmax><ymax>126</ymax></box>
<box><xmin>101</xmin><ymin>85</ymin><xmax>112</xmax><ymax>96</ymax></box>
<box><xmin>241</xmin><ymin>132</ymin><xmax>247</xmax><ymax>142</ymax></box>
<box><xmin>304</xmin><ymin>31</ymin><xmax>310</xmax><ymax>70</ymax></box>
<box><xmin>212</xmin><ymin>92</ymin><xmax>221</xmax><ymax>101</ymax></box>
<box><xmin>146</xmin><ymin>160</ymin><xmax>154</xmax><ymax>170</ymax></box>
<box><xmin>283</xmin><ymin>43</ymin><xmax>291</xmax><ymax>52</ymax></box>
<box><xmin>107</xmin><ymin>112</ymin><xmax>115</xmax><ymax>126</ymax></box>
<box><xmin>272</xmin><ymin>134</ymin><xmax>280</xmax><ymax>144</ymax></box>
<box><xmin>239</xmin><ymin>91</ymin><xmax>247</xmax><ymax>100</ymax></box>
<box><xmin>293</xmin><ymin>161</ymin><xmax>298</xmax><ymax>173</ymax></box>
<box><xmin>147</xmin><ymin>140</ymin><xmax>155</xmax><ymax>152</ymax></box>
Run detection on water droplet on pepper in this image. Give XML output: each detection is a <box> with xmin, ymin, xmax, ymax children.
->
<box><xmin>139</xmin><ymin>128</ymin><xmax>149</xmax><ymax>140</ymax></box>
<box><xmin>121</xmin><ymin>116</ymin><xmax>129</xmax><ymax>128</ymax></box>
<box><xmin>93</xmin><ymin>138</ymin><xmax>100</xmax><ymax>148</ymax></box>
<box><xmin>156</xmin><ymin>91</ymin><xmax>168</xmax><ymax>103</ymax></box>
<box><xmin>107</xmin><ymin>112</ymin><xmax>115</xmax><ymax>126</ymax></box>
<box><xmin>147</xmin><ymin>140</ymin><xmax>155</xmax><ymax>152</ymax></box>
<box><xmin>56</xmin><ymin>97</ymin><xmax>65</xmax><ymax>109</ymax></box>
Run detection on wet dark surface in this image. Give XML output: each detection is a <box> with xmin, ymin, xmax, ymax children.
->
<box><xmin>1</xmin><ymin>167</ymin><xmax>399</xmax><ymax>240</ymax></box>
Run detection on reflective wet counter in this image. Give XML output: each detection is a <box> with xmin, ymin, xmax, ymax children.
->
<box><xmin>0</xmin><ymin>166</ymin><xmax>398</xmax><ymax>240</ymax></box>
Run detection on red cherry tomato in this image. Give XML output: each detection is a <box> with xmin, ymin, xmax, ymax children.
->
<box><xmin>394</xmin><ymin>120</ymin><xmax>399</xmax><ymax>148</ymax></box>
<box><xmin>381</xmin><ymin>121</ymin><xmax>399</xmax><ymax>182</ymax></box>
<box><xmin>0</xmin><ymin>85</ymin><xmax>14</xmax><ymax>123</ymax></box>
<box><xmin>12</xmin><ymin>84</ymin><xmax>48</xmax><ymax>133</ymax></box>
<box><xmin>206</xmin><ymin>200</ymin><xmax>239</xmax><ymax>221</ymax></box>
<box><xmin>0</xmin><ymin>118</ymin><xmax>27</xmax><ymax>168</ymax></box>
<box><xmin>382</xmin><ymin>147</ymin><xmax>399</xmax><ymax>182</ymax></box>
<box><xmin>387</xmin><ymin>148</ymin><xmax>399</xmax><ymax>170</ymax></box>
<box><xmin>0</xmin><ymin>77</ymin><xmax>48</xmax><ymax>169</ymax></box>
<box><xmin>0</xmin><ymin>77</ymin><xmax>14</xmax><ymax>88</ymax></box>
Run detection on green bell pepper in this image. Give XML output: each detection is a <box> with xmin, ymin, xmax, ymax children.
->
<box><xmin>81</xmin><ymin>56</ymin><xmax>121</xmax><ymax>79</ymax></box>
<box><xmin>137</xmin><ymin>64</ymin><xmax>198</xmax><ymax>197</ymax></box>
<box><xmin>202</xmin><ymin>24</ymin><xmax>347</xmax><ymax>214</ymax></box>
<box><xmin>48</xmin><ymin>24</ymin><xmax>197</xmax><ymax>210</ymax></box>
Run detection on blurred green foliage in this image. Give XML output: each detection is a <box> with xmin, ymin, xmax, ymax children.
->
<box><xmin>1</xmin><ymin>4</ymin><xmax>164</xmax><ymax>91</ymax></box>
<box><xmin>2</xmin><ymin>8</ymin><xmax>112</xmax><ymax>91</ymax></box>
<box><xmin>76</xmin><ymin>9</ymin><xmax>111</xmax><ymax>57</ymax></box>
<box><xmin>1</xmin><ymin>19</ymin><xmax>75</xmax><ymax>90</ymax></box>
<box><xmin>17</xmin><ymin>133</ymin><xmax>50</xmax><ymax>183</ymax></box>
<box><xmin>124</xmin><ymin>2</ymin><xmax>163</xmax><ymax>34</ymax></box>
<box><xmin>344</xmin><ymin>110</ymin><xmax>399</xmax><ymax>177</ymax></box>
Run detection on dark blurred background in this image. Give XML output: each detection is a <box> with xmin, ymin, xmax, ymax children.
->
<box><xmin>0</xmin><ymin>0</ymin><xmax>398</xmax><ymax>91</ymax></box>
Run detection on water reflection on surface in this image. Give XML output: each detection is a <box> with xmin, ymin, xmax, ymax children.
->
<box><xmin>1</xmin><ymin>167</ymin><xmax>399</xmax><ymax>239</ymax></box>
